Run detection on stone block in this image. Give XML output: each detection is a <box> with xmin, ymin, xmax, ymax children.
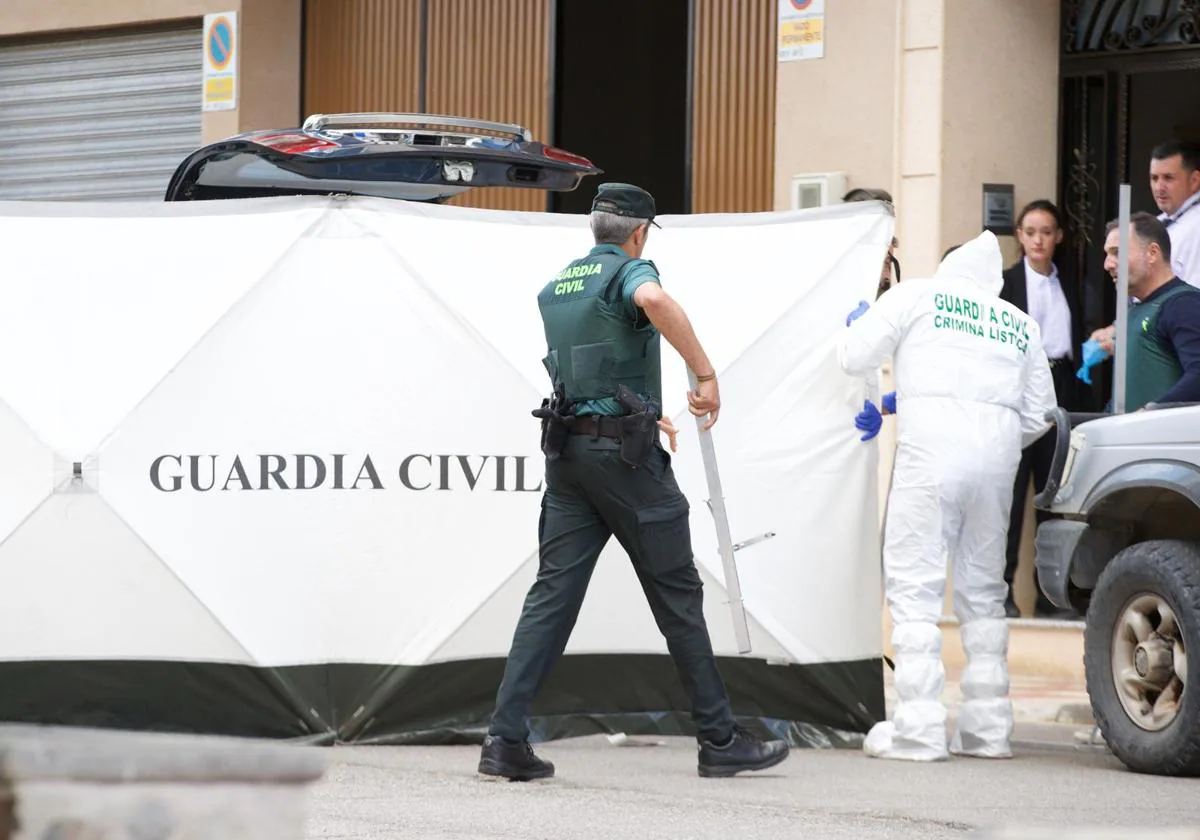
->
<box><xmin>972</xmin><ymin>832</ymin><xmax>1200</xmax><ymax>839</ymax></box>
<box><xmin>0</xmin><ymin>724</ymin><xmax>326</xmax><ymax>840</ymax></box>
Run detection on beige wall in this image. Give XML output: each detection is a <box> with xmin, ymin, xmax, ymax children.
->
<box><xmin>773</xmin><ymin>0</ymin><xmax>1060</xmax><ymax>281</ymax></box>
<box><xmin>773</xmin><ymin>0</ymin><xmax>898</xmax><ymax>210</ymax></box>
<box><xmin>896</xmin><ymin>0</ymin><xmax>1060</xmax><ymax>278</ymax></box>
<box><xmin>0</xmin><ymin>0</ymin><xmax>301</xmax><ymax>143</ymax></box>
<box><xmin>895</xmin><ymin>0</ymin><xmax>945</xmax><ymax>280</ymax></box>
<box><xmin>941</xmin><ymin>0</ymin><xmax>1062</xmax><ymax>267</ymax></box>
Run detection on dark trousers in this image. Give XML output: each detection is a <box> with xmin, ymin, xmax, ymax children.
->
<box><xmin>1005</xmin><ymin>358</ymin><xmax>1077</xmax><ymax>611</ymax></box>
<box><xmin>488</xmin><ymin>433</ymin><xmax>736</xmax><ymax>744</ymax></box>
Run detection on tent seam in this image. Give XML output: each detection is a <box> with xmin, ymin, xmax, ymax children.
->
<box><xmin>87</xmin><ymin>202</ymin><xmax>335</xmax><ymax>455</ymax></box>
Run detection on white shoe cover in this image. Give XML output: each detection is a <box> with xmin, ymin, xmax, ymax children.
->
<box><xmin>949</xmin><ymin>618</ymin><xmax>1013</xmax><ymax>758</ymax></box>
<box><xmin>866</xmin><ymin>621</ymin><xmax>949</xmax><ymax>762</ymax></box>
<box><xmin>949</xmin><ymin>705</ymin><xmax>1013</xmax><ymax>758</ymax></box>
<box><xmin>862</xmin><ymin>720</ymin><xmax>948</xmax><ymax>762</ymax></box>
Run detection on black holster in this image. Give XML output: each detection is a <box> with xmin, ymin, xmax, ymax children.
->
<box><xmin>532</xmin><ymin>384</ymin><xmax>573</xmax><ymax>461</ymax></box>
<box><xmin>614</xmin><ymin>383</ymin><xmax>661</xmax><ymax>468</ymax></box>
<box><xmin>616</xmin><ymin>412</ymin><xmax>657</xmax><ymax>467</ymax></box>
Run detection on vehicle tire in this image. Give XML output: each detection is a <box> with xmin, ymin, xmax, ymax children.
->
<box><xmin>1084</xmin><ymin>539</ymin><xmax>1200</xmax><ymax>777</ymax></box>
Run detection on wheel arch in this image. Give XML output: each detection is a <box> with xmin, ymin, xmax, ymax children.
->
<box><xmin>1056</xmin><ymin>462</ymin><xmax>1200</xmax><ymax>606</ymax></box>
<box><xmin>1082</xmin><ymin>460</ymin><xmax>1200</xmax><ymax>520</ymax></box>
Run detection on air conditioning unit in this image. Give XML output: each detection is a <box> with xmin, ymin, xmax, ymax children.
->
<box><xmin>791</xmin><ymin>171</ymin><xmax>848</xmax><ymax>210</ymax></box>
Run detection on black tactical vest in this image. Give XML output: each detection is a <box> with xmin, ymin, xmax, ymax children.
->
<box><xmin>536</xmin><ymin>249</ymin><xmax>661</xmax><ymax>406</ymax></box>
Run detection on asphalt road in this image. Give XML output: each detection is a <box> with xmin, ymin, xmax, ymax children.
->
<box><xmin>302</xmin><ymin>731</ymin><xmax>1200</xmax><ymax>839</ymax></box>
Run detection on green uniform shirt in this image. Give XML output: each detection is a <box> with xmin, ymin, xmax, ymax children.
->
<box><xmin>571</xmin><ymin>245</ymin><xmax>661</xmax><ymax>416</ymax></box>
<box><xmin>1123</xmin><ymin>280</ymin><xmax>1200</xmax><ymax>411</ymax></box>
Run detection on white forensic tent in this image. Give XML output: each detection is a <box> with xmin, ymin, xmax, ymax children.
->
<box><xmin>0</xmin><ymin>195</ymin><xmax>892</xmax><ymax>747</ymax></box>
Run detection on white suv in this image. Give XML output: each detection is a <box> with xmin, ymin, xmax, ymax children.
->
<box><xmin>1034</xmin><ymin>402</ymin><xmax>1200</xmax><ymax>777</ymax></box>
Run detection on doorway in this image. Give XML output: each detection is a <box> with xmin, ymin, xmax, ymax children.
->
<box><xmin>1058</xmin><ymin>62</ymin><xmax>1200</xmax><ymax>410</ymax></box>
<box><xmin>1128</xmin><ymin>68</ymin><xmax>1200</xmax><ymax>212</ymax></box>
<box><xmin>549</xmin><ymin>0</ymin><xmax>691</xmax><ymax>216</ymax></box>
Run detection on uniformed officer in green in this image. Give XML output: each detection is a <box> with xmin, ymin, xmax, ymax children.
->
<box><xmin>478</xmin><ymin>183</ymin><xmax>790</xmax><ymax>781</ymax></box>
<box><xmin>1099</xmin><ymin>212</ymin><xmax>1200</xmax><ymax>410</ymax></box>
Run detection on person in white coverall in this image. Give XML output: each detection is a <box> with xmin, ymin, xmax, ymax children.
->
<box><xmin>836</xmin><ymin>230</ymin><xmax>1058</xmax><ymax>761</ymax></box>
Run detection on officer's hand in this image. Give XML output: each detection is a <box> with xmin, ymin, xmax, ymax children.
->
<box><xmin>687</xmin><ymin>377</ymin><xmax>720</xmax><ymax>430</ymax></box>
<box><xmin>1091</xmin><ymin>324</ymin><xmax>1116</xmax><ymax>354</ymax></box>
<box><xmin>657</xmin><ymin>417</ymin><xmax>679</xmax><ymax>452</ymax></box>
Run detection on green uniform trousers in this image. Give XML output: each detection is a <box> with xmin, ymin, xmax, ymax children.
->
<box><xmin>488</xmin><ymin>431</ymin><xmax>736</xmax><ymax>743</ymax></box>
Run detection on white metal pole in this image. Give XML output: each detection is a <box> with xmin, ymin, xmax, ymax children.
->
<box><xmin>1114</xmin><ymin>184</ymin><xmax>1131</xmax><ymax>414</ymax></box>
<box><xmin>687</xmin><ymin>368</ymin><xmax>752</xmax><ymax>654</ymax></box>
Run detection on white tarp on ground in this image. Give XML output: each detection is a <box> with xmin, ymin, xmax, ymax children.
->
<box><xmin>0</xmin><ymin>195</ymin><xmax>893</xmax><ymax>745</ymax></box>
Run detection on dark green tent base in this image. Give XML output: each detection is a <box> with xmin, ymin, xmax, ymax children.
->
<box><xmin>0</xmin><ymin>653</ymin><xmax>885</xmax><ymax>748</ymax></box>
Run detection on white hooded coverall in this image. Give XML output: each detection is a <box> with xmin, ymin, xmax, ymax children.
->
<box><xmin>836</xmin><ymin>230</ymin><xmax>1058</xmax><ymax>761</ymax></box>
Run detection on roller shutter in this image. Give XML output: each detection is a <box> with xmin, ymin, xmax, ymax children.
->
<box><xmin>0</xmin><ymin>24</ymin><xmax>203</xmax><ymax>201</ymax></box>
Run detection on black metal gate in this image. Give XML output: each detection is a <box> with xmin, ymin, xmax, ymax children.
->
<box><xmin>1058</xmin><ymin>0</ymin><xmax>1200</xmax><ymax>405</ymax></box>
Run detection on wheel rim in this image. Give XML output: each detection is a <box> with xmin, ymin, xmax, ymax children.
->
<box><xmin>1111</xmin><ymin>592</ymin><xmax>1188</xmax><ymax>732</ymax></box>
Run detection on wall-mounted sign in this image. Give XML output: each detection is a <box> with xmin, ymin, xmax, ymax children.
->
<box><xmin>778</xmin><ymin>0</ymin><xmax>825</xmax><ymax>62</ymax></box>
<box><xmin>982</xmin><ymin>183</ymin><xmax>1015</xmax><ymax>236</ymax></box>
<box><xmin>202</xmin><ymin>11</ymin><xmax>239</xmax><ymax>111</ymax></box>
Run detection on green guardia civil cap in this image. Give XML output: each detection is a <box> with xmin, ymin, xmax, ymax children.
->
<box><xmin>590</xmin><ymin>182</ymin><xmax>661</xmax><ymax>228</ymax></box>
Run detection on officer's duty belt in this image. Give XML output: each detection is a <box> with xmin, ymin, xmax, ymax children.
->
<box><xmin>569</xmin><ymin>415</ymin><xmax>623</xmax><ymax>438</ymax></box>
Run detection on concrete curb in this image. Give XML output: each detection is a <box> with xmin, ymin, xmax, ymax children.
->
<box><xmin>1053</xmin><ymin>702</ymin><xmax>1095</xmax><ymax>726</ymax></box>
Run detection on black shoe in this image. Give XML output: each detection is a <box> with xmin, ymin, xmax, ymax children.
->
<box><xmin>697</xmin><ymin>725</ymin><xmax>790</xmax><ymax>778</ymax></box>
<box><xmin>477</xmin><ymin>734</ymin><xmax>555</xmax><ymax>781</ymax></box>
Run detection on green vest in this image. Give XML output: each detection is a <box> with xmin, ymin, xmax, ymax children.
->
<box><xmin>536</xmin><ymin>248</ymin><xmax>661</xmax><ymax>413</ymax></box>
<box><xmin>1124</xmin><ymin>283</ymin><xmax>1198</xmax><ymax>411</ymax></box>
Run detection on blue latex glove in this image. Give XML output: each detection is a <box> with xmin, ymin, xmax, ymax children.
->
<box><xmin>1076</xmin><ymin>338</ymin><xmax>1110</xmax><ymax>385</ymax></box>
<box><xmin>882</xmin><ymin>391</ymin><xmax>896</xmax><ymax>415</ymax></box>
<box><xmin>846</xmin><ymin>300</ymin><xmax>870</xmax><ymax>326</ymax></box>
<box><xmin>854</xmin><ymin>399</ymin><xmax>882</xmax><ymax>441</ymax></box>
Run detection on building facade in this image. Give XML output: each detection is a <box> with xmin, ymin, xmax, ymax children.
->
<box><xmin>6</xmin><ymin>2</ymin><xmax>1195</xmax><ymax>298</ymax></box>
<box><xmin>3</xmin><ymin>0</ymin><xmax>1198</xmax><ymax>612</ymax></box>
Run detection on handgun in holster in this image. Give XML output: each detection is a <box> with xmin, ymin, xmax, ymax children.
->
<box><xmin>614</xmin><ymin>383</ymin><xmax>661</xmax><ymax>468</ymax></box>
<box><xmin>531</xmin><ymin>382</ymin><xmax>573</xmax><ymax>461</ymax></box>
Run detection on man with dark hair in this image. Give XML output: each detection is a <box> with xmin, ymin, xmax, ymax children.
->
<box><xmin>844</xmin><ymin>187</ymin><xmax>900</xmax><ymax>299</ymax></box>
<box><xmin>1087</xmin><ymin>141</ymin><xmax>1200</xmax><ymax>358</ymax></box>
<box><xmin>1150</xmin><ymin>140</ymin><xmax>1200</xmax><ymax>287</ymax></box>
<box><xmin>1099</xmin><ymin>211</ymin><xmax>1200</xmax><ymax>410</ymax></box>
<box><xmin>843</xmin><ymin>187</ymin><xmax>892</xmax><ymax>203</ymax></box>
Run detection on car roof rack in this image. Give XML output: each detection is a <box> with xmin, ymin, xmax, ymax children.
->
<box><xmin>301</xmin><ymin>112</ymin><xmax>533</xmax><ymax>143</ymax></box>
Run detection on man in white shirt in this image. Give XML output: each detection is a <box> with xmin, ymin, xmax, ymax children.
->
<box><xmin>1151</xmin><ymin>141</ymin><xmax>1200</xmax><ymax>288</ymax></box>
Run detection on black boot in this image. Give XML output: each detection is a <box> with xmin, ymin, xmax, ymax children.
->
<box><xmin>697</xmin><ymin>725</ymin><xmax>790</xmax><ymax>778</ymax></box>
<box><xmin>477</xmin><ymin>735</ymin><xmax>555</xmax><ymax>781</ymax></box>
<box><xmin>1004</xmin><ymin>593</ymin><xmax>1021</xmax><ymax>618</ymax></box>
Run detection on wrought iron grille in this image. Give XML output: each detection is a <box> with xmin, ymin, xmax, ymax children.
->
<box><xmin>1064</xmin><ymin>0</ymin><xmax>1200</xmax><ymax>53</ymax></box>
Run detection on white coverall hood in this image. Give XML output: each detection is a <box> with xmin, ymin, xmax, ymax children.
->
<box><xmin>931</xmin><ymin>230</ymin><xmax>1005</xmax><ymax>297</ymax></box>
<box><xmin>835</xmin><ymin>227</ymin><xmax>1058</xmax><ymax>763</ymax></box>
